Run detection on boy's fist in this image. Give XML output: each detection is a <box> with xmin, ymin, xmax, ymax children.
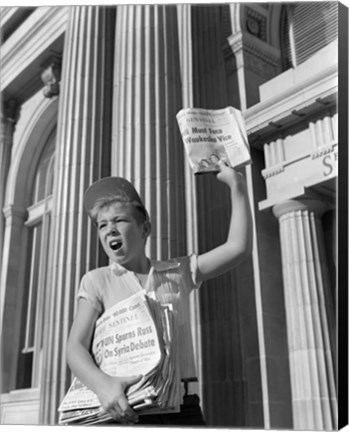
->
<box><xmin>216</xmin><ymin>160</ymin><xmax>246</xmax><ymax>192</ymax></box>
<box><xmin>98</xmin><ymin>374</ymin><xmax>142</xmax><ymax>423</ymax></box>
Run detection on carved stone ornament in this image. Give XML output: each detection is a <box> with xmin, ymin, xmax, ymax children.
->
<box><xmin>41</xmin><ymin>59</ymin><xmax>61</xmax><ymax>98</ymax></box>
<box><xmin>246</xmin><ymin>17</ymin><xmax>260</xmax><ymax>37</ymax></box>
<box><xmin>225</xmin><ymin>31</ymin><xmax>280</xmax><ymax>78</ymax></box>
<box><xmin>245</xmin><ymin>6</ymin><xmax>266</xmax><ymax>41</ymax></box>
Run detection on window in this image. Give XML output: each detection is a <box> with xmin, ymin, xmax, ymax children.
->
<box><xmin>280</xmin><ymin>2</ymin><xmax>338</xmax><ymax>70</ymax></box>
<box><xmin>16</xmin><ymin>130</ymin><xmax>55</xmax><ymax>389</ymax></box>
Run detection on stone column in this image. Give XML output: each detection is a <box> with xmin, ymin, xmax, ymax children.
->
<box><xmin>0</xmin><ymin>205</ymin><xmax>28</xmax><ymax>392</ymax></box>
<box><xmin>187</xmin><ymin>7</ymin><xmax>254</xmax><ymax>426</ymax></box>
<box><xmin>176</xmin><ymin>4</ymin><xmax>197</xmax><ymax>254</ymax></box>
<box><xmin>177</xmin><ymin>3</ymin><xmax>202</xmax><ymax>400</ymax></box>
<box><xmin>39</xmin><ymin>6</ymin><xmax>115</xmax><ymax>424</ymax></box>
<box><xmin>0</xmin><ymin>99</ymin><xmax>20</xmax><ymax>277</ymax></box>
<box><xmin>273</xmin><ymin>198</ymin><xmax>337</xmax><ymax>430</ymax></box>
<box><xmin>111</xmin><ymin>5</ymin><xmax>186</xmax><ymax>260</ymax></box>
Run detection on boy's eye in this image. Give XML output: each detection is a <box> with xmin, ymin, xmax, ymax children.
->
<box><xmin>115</xmin><ymin>217</ymin><xmax>129</xmax><ymax>224</ymax></box>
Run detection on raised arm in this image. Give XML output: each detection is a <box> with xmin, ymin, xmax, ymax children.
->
<box><xmin>66</xmin><ymin>299</ymin><xmax>141</xmax><ymax>423</ymax></box>
<box><xmin>196</xmin><ymin>161</ymin><xmax>253</xmax><ymax>282</ymax></box>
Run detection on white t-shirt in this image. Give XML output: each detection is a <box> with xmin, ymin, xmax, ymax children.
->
<box><xmin>77</xmin><ymin>255</ymin><xmax>201</xmax><ymax>380</ymax></box>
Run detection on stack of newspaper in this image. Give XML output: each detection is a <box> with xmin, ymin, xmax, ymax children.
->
<box><xmin>58</xmin><ymin>292</ymin><xmax>180</xmax><ymax>425</ymax></box>
<box><xmin>176</xmin><ymin>106</ymin><xmax>252</xmax><ymax>174</ymax></box>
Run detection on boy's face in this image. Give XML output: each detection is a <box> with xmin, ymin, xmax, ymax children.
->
<box><xmin>96</xmin><ymin>202</ymin><xmax>149</xmax><ymax>269</ymax></box>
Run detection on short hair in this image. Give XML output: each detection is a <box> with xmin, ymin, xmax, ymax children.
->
<box><xmin>90</xmin><ymin>195</ymin><xmax>149</xmax><ymax>225</ymax></box>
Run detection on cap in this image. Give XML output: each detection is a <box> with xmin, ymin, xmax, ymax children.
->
<box><xmin>84</xmin><ymin>176</ymin><xmax>145</xmax><ymax>216</ymax></box>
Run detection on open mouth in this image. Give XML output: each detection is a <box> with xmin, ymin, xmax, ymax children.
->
<box><xmin>109</xmin><ymin>239</ymin><xmax>122</xmax><ymax>251</ymax></box>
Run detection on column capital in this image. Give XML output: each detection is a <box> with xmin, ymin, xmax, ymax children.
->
<box><xmin>272</xmin><ymin>196</ymin><xmax>329</xmax><ymax>220</ymax></box>
<box><xmin>3</xmin><ymin>204</ymin><xmax>28</xmax><ymax>221</ymax></box>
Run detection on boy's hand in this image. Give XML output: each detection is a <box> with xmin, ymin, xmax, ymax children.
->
<box><xmin>97</xmin><ymin>374</ymin><xmax>142</xmax><ymax>423</ymax></box>
<box><xmin>216</xmin><ymin>160</ymin><xmax>246</xmax><ymax>191</ymax></box>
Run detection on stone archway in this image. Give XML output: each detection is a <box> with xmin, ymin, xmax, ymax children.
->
<box><xmin>1</xmin><ymin>96</ymin><xmax>58</xmax><ymax>395</ymax></box>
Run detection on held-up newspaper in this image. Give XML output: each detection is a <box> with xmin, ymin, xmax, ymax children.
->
<box><xmin>176</xmin><ymin>106</ymin><xmax>251</xmax><ymax>174</ymax></box>
<box><xmin>58</xmin><ymin>291</ymin><xmax>180</xmax><ymax>425</ymax></box>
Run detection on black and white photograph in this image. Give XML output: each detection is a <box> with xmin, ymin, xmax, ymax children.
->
<box><xmin>0</xmin><ymin>1</ymin><xmax>348</xmax><ymax>430</ymax></box>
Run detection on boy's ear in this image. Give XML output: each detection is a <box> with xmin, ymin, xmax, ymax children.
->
<box><xmin>142</xmin><ymin>220</ymin><xmax>151</xmax><ymax>238</ymax></box>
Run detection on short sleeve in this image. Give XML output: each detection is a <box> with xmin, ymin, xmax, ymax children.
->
<box><xmin>76</xmin><ymin>272</ymin><xmax>103</xmax><ymax>313</ymax></box>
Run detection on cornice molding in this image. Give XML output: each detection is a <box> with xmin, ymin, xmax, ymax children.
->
<box><xmin>261</xmin><ymin>165</ymin><xmax>285</xmax><ymax>179</ymax></box>
<box><xmin>261</xmin><ymin>141</ymin><xmax>337</xmax><ymax>178</ymax></box>
<box><xmin>0</xmin><ymin>7</ymin><xmax>21</xmax><ymax>26</ymax></box>
<box><xmin>311</xmin><ymin>142</ymin><xmax>337</xmax><ymax>160</ymax></box>
<box><xmin>225</xmin><ymin>31</ymin><xmax>280</xmax><ymax>66</ymax></box>
<box><xmin>1</xmin><ymin>6</ymin><xmax>68</xmax><ymax>92</ymax></box>
<box><xmin>245</xmin><ymin>66</ymin><xmax>337</xmax><ymax>146</ymax></box>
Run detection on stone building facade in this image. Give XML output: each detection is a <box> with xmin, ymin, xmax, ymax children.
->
<box><xmin>0</xmin><ymin>3</ymin><xmax>339</xmax><ymax>429</ymax></box>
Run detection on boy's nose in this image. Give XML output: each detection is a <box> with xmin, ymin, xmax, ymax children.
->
<box><xmin>107</xmin><ymin>222</ymin><xmax>119</xmax><ymax>234</ymax></box>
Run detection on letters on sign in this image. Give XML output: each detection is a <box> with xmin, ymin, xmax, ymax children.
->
<box><xmin>322</xmin><ymin>150</ymin><xmax>338</xmax><ymax>177</ymax></box>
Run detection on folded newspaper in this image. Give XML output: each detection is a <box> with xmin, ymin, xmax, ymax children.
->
<box><xmin>176</xmin><ymin>106</ymin><xmax>251</xmax><ymax>174</ymax></box>
<box><xmin>58</xmin><ymin>291</ymin><xmax>180</xmax><ymax>425</ymax></box>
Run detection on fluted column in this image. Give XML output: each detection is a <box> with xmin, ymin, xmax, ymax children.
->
<box><xmin>39</xmin><ymin>6</ymin><xmax>114</xmax><ymax>424</ymax></box>
<box><xmin>176</xmin><ymin>4</ymin><xmax>197</xmax><ymax>254</ymax></box>
<box><xmin>112</xmin><ymin>5</ymin><xmax>186</xmax><ymax>261</ymax></box>
<box><xmin>177</xmin><ymin>3</ymin><xmax>202</xmax><ymax>400</ymax></box>
<box><xmin>273</xmin><ymin>198</ymin><xmax>337</xmax><ymax>430</ymax></box>
<box><xmin>190</xmin><ymin>7</ymin><xmax>249</xmax><ymax>426</ymax></box>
